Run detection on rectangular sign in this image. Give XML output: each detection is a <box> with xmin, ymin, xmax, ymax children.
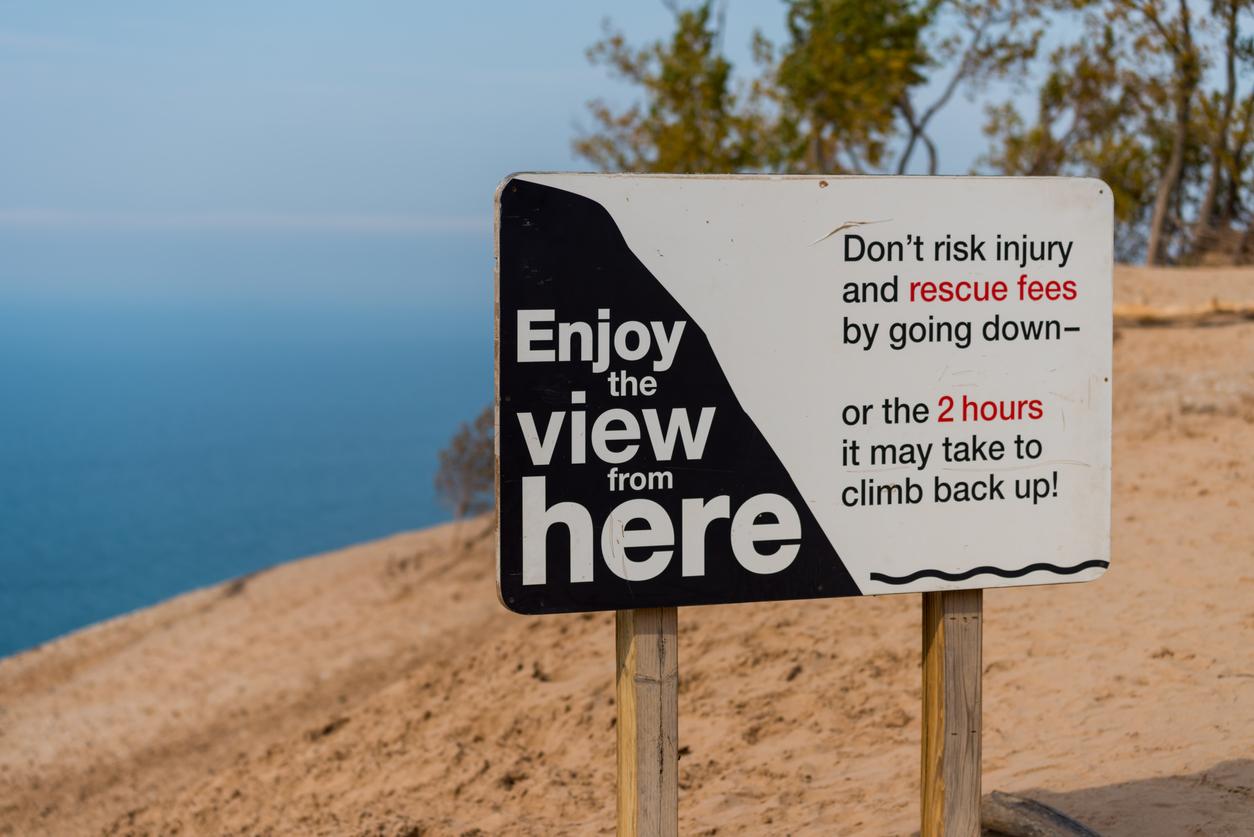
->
<box><xmin>495</xmin><ymin>174</ymin><xmax>1112</xmax><ymax>614</ymax></box>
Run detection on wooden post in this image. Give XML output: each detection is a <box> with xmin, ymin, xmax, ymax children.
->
<box><xmin>921</xmin><ymin>589</ymin><xmax>983</xmax><ymax>837</ymax></box>
<box><xmin>616</xmin><ymin>607</ymin><xmax>678</xmax><ymax>837</ymax></box>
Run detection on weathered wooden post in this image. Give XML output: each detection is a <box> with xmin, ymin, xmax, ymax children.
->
<box><xmin>922</xmin><ymin>590</ymin><xmax>983</xmax><ymax>837</ymax></box>
<box><xmin>616</xmin><ymin>607</ymin><xmax>678</xmax><ymax>837</ymax></box>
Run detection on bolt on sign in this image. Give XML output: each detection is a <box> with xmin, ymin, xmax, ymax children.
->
<box><xmin>494</xmin><ymin>174</ymin><xmax>1112</xmax><ymax>614</ymax></box>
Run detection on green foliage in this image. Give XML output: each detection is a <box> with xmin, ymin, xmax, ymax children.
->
<box><xmin>765</xmin><ymin>0</ymin><xmax>930</xmax><ymax>172</ymax></box>
<box><xmin>575</xmin><ymin>0</ymin><xmax>1047</xmax><ymax>177</ymax></box>
<box><xmin>573</xmin><ymin>2</ymin><xmax>764</xmax><ymax>173</ymax></box>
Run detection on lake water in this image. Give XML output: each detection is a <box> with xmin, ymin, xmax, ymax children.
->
<box><xmin>0</xmin><ymin>232</ymin><xmax>493</xmax><ymax>657</ymax></box>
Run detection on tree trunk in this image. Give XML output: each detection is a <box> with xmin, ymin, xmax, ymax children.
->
<box><xmin>897</xmin><ymin>98</ymin><xmax>922</xmax><ymax>175</ymax></box>
<box><xmin>1190</xmin><ymin>0</ymin><xmax>1238</xmax><ymax>260</ymax></box>
<box><xmin>1145</xmin><ymin>1</ymin><xmax>1196</xmax><ymax>266</ymax></box>
<box><xmin>1146</xmin><ymin>92</ymin><xmax>1191</xmax><ymax>265</ymax></box>
<box><xmin>809</xmin><ymin>116</ymin><xmax>828</xmax><ymax>173</ymax></box>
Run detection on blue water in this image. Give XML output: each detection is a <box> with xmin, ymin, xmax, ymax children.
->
<box><xmin>0</xmin><ymin>232</ymin><xmax>493</xmax><ymax>657</ymax></box>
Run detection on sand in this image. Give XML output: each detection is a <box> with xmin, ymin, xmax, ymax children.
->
<box><xmin>2</xmin><ymin>266</ymin><xmax>1252</xmax><ymax>836</ymax></box>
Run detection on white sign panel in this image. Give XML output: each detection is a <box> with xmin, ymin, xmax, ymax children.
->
<box><xmin>496</xmin><ymin>174</ymin><xmax>1111</xmax><ymax>614</ymax></box>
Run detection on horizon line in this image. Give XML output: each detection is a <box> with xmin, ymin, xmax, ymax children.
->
<box><xmin>0</xmin><ymin>209</ymin><xmax>489</xmax><ymax>235</ymax></box>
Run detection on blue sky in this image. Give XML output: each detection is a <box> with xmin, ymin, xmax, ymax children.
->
<box><xmin>0</xmin><ymin>1</ymin><xmax>1010</xmax><ymax>306</ymax></box>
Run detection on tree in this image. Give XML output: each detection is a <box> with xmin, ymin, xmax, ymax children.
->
<box><xmin>573</xmin><ymin>1</ymin><xmax>764</xmax><ymax>172</ymax></box>
<box><xmin>896</xmin><ymin>0</ymin><xmax>1046</xmax><ymax>175</ymax></box>
<box><xmin>1190</xmin><ymin>0</ymin><xmax>1254</xmax><ymax>261</ymax></box>
<box><xmin>980</xmin><ymin>1</ymin><xmax>1230</xmax><ymax>263</ymax></box>
<box><xmin>578</xmin><ymin>1</ymin><xmax>1049</xmax><ymax>178</ymax></box>
<box><xmin>575</xmin><ymin>0</ymin><xmax>1254</xmax><ymax>263</ymax></box>
<box><xmin>435</xmin><ymin>405</ymin><xmax>494</xmax><ymax>519</ymax></box>
<box><xmin>758</xmin><ymin>0</ymin><xmax>930</xmax><ymax>173</ymax></box>
<box><xmin>1114</xmin><ymin>0</ymin><xmax>1203</xmax><ymax>265</ymax></box>
<box><xmin>1226</xmin><ymin>94</ymin><xmax>1254</xmax><ymax>260</ymax></box>
<box><xmin>981</xmin><ymin>22</ymin><xmax>1162</xmax><ymax>260</ymax></box>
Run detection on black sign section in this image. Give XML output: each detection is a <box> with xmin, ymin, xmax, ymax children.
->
<box><xmin>496</xmin><ymin>178</ymin><xmax>860</xmax><ymax>614</ymax></box>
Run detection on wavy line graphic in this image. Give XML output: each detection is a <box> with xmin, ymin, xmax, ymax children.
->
<box><xmin>870</xmin><ymin>560</ymin><xmax>1109</xmax><ymax>585</ymax></box>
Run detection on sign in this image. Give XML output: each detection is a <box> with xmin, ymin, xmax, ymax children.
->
<box><xmin>495</xmin><ymin>174</ymin><xmax>1111</xmax><ymax>614</ymax></box>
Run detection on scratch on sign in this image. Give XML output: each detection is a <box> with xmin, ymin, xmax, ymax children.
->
<box><xmin>810</xmin><ymin>218</ymin><xmax>891</xmax><ymax>246</ymax></box>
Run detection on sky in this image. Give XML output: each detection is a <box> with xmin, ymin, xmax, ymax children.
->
<box><xmin>0</xmin><ymin>1</ymin><xmax>1011</xmax><ymax>312</ymax></box>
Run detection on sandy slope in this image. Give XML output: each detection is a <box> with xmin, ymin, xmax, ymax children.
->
<box><xmin>2</xmin><ymin>267</ymin><xmax>1252</xmax><ymax>837</ymax></box>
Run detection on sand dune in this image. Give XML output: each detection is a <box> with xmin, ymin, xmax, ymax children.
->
<box><xmin>2</xmin><ymin>267</ymin><xmax>1252</xmax><ymax>836</ymax></box>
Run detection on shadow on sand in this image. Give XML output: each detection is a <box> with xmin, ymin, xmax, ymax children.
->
<box><xmin>988</xmin><ymin>759</ymin><xmax>1253</xmax><ymax>836</ymax></box>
